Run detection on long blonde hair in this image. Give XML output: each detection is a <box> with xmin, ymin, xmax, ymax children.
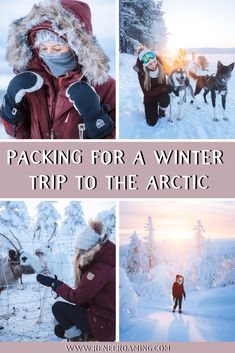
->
<box><xmin>74</xmin><ymin>219</ymin><xmax>103</xmax><ymax>287</ymax></box>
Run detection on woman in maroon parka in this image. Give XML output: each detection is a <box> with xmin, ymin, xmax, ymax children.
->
<box><xmin>133</xmin><ymin>46</ymin><xmax>170</xmax><ymax>127</ymax></box>
<box><xmin>172</xmin><ymin>274</ymin><xmax>186</xmax><ymax>313</ymax></box>
<box><xmin>37</xmin><ymin>220</ymin><xmax>115</xmax><ymax>341</ymax></box>
<box><xmin>1</xmin><ymin>0</ymin><xmax>115</xmax><ymax>139</ymax></box>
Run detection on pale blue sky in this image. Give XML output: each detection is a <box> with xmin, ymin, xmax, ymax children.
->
<box><xmin>0</xmin><ymin>0</ymin><xmax>115</xmax><ymax>41</ymax></box>
<box><xmin>120</xmin><ymin>200</ymin><xmax>235</xmax><ymax>244</ymax></box>
<box><xmin>163</xmin><ymin>0</ymin><xmax>235</xmax><ymax>49</ymax></box>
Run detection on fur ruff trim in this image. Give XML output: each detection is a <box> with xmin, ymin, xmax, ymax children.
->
<box><xmin>79</xmin><ymin>239</ymin><xmax>104</xmax><ymax>268</ymax></box>
<box><xmin>7</xmin><ymin>0</ymin><xmax>110</xmax><ymax>85</ymax></box>
<box><xmin>79</xmin><ymin>234</ymin><xmax>108</xmax><ymax>269</ymax></box>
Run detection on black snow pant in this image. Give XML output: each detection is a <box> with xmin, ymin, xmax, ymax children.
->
<box><xmin>144</xmin><ymin>94</ymin><xmax>170</xmax><ymax>126</ymax></box>
<box><xmin>173</xmin><ymin>296</ymin><xmax>183</xmax><ymax>310</ymax></box>
<box><xmin>52</xmin><ymin>301</ymin><xmax>93</xmax><ymax>336</ymax></box>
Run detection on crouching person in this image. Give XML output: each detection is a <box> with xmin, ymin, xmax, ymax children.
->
<box><xmin>37</xmin><ymin>220</ymin><xmax>115</xmax><ymax>341</ymax></box>
<box><xmin>133</xmin><ymin>46</ymin><xmax>171</xmax><ymax>126</ymax></box>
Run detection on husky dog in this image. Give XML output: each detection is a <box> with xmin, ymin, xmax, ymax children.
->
<box><xmin>168</xmin><ymin>68</ymin><xmax>199</xmax><ymax>122</ymax></box>
<box><xmin>189</xmin><ymin>61</ymin><xmax>234</xmax><ymax>121</ymax></box>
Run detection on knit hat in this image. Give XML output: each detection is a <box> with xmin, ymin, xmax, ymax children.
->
<box><xmin>138</xmin><ymin>49</ymin><xmax>156</xmax><ymax>67</ymax></box>
<box><xmin>74</xmin><ymin>220</ymin><xmax>103</xmax><ymax>251</ymax></box>
<box><xmin>35</xmin><ymin>30</ymin><xmax>66</xmax><ymax>48</ymax></box>
<box><xmin>176</xmin><ymin>274</ymin><xmax>184</xmax><ymax>283</ymax></box>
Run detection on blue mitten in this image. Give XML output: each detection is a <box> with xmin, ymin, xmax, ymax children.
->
<box><xmin>1</xmin><ymin>71</ymin><xmax>44</xmax><ymax>126</ymax></box>
<box><xmin>66</xmin><ymin>81</ymin><xmax>114</xmax><ymax>139</ymax></box>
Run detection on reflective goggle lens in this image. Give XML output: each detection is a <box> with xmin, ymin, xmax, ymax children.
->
<box><xmin>142</xmin><ymin>52</ymin><xmax>156</xmax><ymax>64</ymax></box>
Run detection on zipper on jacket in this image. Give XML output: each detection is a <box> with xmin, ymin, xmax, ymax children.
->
<box><xmin>78</xmin><ymin>123</ymin><xmax>85</xmax><ymax>139</ymax></box>
<box><xmin>49</xmin><ymin>74</ymin><xmax>68</xmax><ymax>139</ymax></box>
<box><xmin>50</xmin><ymin>92</ymin><xmax>59</xmax><ymax>139</ymax></box>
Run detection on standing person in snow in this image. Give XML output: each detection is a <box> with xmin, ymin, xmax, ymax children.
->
<box><xmin>0</xmin><ymin>0</ymin><xmax>115</xmax><ymax>139</ymax></box>
<box><xmin>37</xmin><ymin>220</ymin><xmax>115</xmax><ymax>342</ymax></box>
<box><xmin>172</xmin><ymin>274</ymin><xmax>186</xmax><ymax>313</ymax></box>
<box><xmin>133</xmin><ymin>46</ymin><xmax>171</xmax><ymax>127</ymax></box>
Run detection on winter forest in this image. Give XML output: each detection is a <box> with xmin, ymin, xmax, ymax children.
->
<box><xmin>120</xmin><ymin>0</ymin><xmax>167</xmax><ymax>54</ymax></box>
<box><xmin>120</xmin><ymin>217</ymin><xmax>235</xmax><ymax>341</ymax></box>
<box><xmin>0</xmin><ymin>201</ymin><xmax>115</xmax><ymax>341</ymax></box>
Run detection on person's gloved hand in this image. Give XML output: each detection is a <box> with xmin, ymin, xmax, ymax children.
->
<box><xmin>1</xmin><ymin>71</ymin><xmax>44</xmax><ymax>126</ymax></box>
<box><xmin>66</xmin><ymin>81</ymin><xmax>114</xmax><ymax>139</ymax></box>
<box><xmin>36</xmin><ymin>274</ymin><xmax>63</xmax><ymax>291</ymax></box>
<box><xmin>184</xmin><ymin>295</ymin><xmax>186</xmax><ymax>300</ymax></box>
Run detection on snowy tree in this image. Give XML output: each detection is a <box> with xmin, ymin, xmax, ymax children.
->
<box><xmin>199</xmin><ymin>239</ymin><xmax>217</xmax><ymax>288</ymax></box>
<box><xmin>193</xmin><ymin>220</ymin><xmax>206</xmax><ymax>255</ymax></box>
<box><xmin>126</xmin><ymin>231</ymin><xmax>143</xmax><ymax>281</ymax></box>
<box><xmin>0</xmin><ymin>201</ymin><xmax>30</xmax><ymax>251</ymax></box>
<box><xmin>97</xmin><ymin>206</ymin><xmax>116</xmax><ymax>242</ymax></box>
<box><xmin>144</xmin><ymin>216</ymin><xmax>157</xmax><ymax>270</ymax></box>
<box><xmin>33</xmin><ymin>201</ymin><xmax>60</xmax><ymax>243</ymax></box>
<box><xmin>120</xmin><ymin>267</ymin><xmax>138</xmax><ymax>328</ymax></box>
<box><xmin>0</xmin><ymin>201</ymin><xmax>30</xmax><ymax>233</ymax></box>
<box><xmin>188</xmin><ymin>221</ymin><xmax>219</xmax><ymax>290</ymax></box>
<box><xmin>120</xmin><ymin>0</ymin><xmax>167</xmax><ymax>54</ymax></box>
<box><xmin>216</xmin><ymin>251</ymin><xmax>235</xmax><ymax>287</ymax></box>
<box><xmin>60</xmin><ymin>201</ymin><xmax>86</xmax><ymax>256</ymax></box>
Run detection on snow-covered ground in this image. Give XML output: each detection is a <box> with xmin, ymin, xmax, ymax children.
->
<box><xmin>120</xmin><ymin>224</ymin><xmax>235</xmax><ymax>342</ymax></box>
<box><xmin>0</xmin><ymin>274</ymin><xmax>73</xmax><ymax>341</ymax></box>
<box><xmin>120</xmin><ymin>285</ymin><xmax>235</xmax><ymax>342</ymax></box>
<box><xmin>119</xmin><ymin>53</ymin><xmax>235</xmax><ymax>139</ymax></box>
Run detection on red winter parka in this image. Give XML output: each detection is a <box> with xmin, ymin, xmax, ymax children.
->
<box><xmin>172</xmin><ymin>282</ymin><xmax>186</xmax><ymax>299</ymax></box>
<box><xmin>56</xmin><ymin>240</ymin><xmax>115</xmax><ymax>341</ymax></box>
<box><xmin>2</xmin><ymin>0</ymin><xmax>115</xmax><ymax>139</ymax></box>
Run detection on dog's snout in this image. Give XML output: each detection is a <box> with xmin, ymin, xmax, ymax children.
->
<box><xmin>21</xmin><ymin>256</ymin><xmax>27</xmax><ymax>262</ymax></box>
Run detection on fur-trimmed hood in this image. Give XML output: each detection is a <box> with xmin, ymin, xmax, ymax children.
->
<box><xmin>6</xmin><ymin>0</ymin><xmax>110</xmax><ymax>85</ymax></box>
<box><xmin>79</xmin><ymin>238</ymin><xmax>115</xmax><ymax>270</ymax></box>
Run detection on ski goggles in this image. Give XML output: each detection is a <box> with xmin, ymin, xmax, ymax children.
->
<box><xmin>141</xmin><ymin>52</ymin><xmax>156</xmax><ymax>64</ymax></box>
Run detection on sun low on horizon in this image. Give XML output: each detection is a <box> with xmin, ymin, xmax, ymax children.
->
<box><xmin>119</xmin><ymin>200</ymin><xmax>235</xmax><ymax>245</ymax></box>
<box><xmin>163</xmin><ymin>0</ymin><xmax>235</xmax><ymax>51</ymax></box>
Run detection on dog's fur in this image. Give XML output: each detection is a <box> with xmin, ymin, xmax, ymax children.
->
<box><xmin>6</xmin><ymin>0</ymin><xmax>109</xmax><ymax>85</ymax></box>
<box><xmin>189</xmin><ymin>61</ymin><xmax>234</xmax><ymax>121</ymax></box>
<box><xmin>168</xmin><ymin>68</ymin><xmax>199</xmax><ymax>122</ymax></box>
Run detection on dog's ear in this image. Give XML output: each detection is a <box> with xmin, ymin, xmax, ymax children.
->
<box><xmin>217</xmin><ymin>60</ymin><xmax>223</xmax><ymax>69</ymax></box>
<box><xmin>228</xmin><ymin>62</ymin><xmax>234</xmax><ymax>72</ymax></box>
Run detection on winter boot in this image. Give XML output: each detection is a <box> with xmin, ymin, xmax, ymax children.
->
<box><xmin>172</xmin><ymin>309</ymin><xmax>175</xmax><ymax>313</ymax></box>
<box><xmin>54</xmin><ymin>324</ymin><xmax>65</xmax><ymax>339</ymax></box>
<box><xmin>146</xmin><ymin>116</ymin><xmax>158</xmax><ymax>126</ymax></box>
<box><xmin>158</xmin><ymin>108</ymin><xmax>166</xmax><ymax>118</ymax></box>
<box><xmin>64</xmin><ymin>325</ymin><xmax>82</xmax><ymax>341</ymax></box>
<box><xmin>68</xmin><ymin>335</ymin><xmax>85</xmax><ymax>342</ymax></box>
<box><xmin>179</xmin><ymin>309</ymin><xmax>182</xmax><ymax>314</ymax></box>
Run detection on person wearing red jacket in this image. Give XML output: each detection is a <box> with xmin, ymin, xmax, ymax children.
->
<box><xmin>37</xmin><ymin>220</ymin><xmax>115</xmax><ymax>341</ymax></box>
<box><xmin>172</xmin><ymin>274</ymin><xmax>186</xmax><ymax>313</ymax></box>
<box><xmin>1</xmin><ymin>0</ymin><xmax>115</xmax><ymax>139</ymax></box>
<box><xmin>133</xmin><ymin>46</ymin><xmax>171</xmax><ymax>127</ymax></box>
